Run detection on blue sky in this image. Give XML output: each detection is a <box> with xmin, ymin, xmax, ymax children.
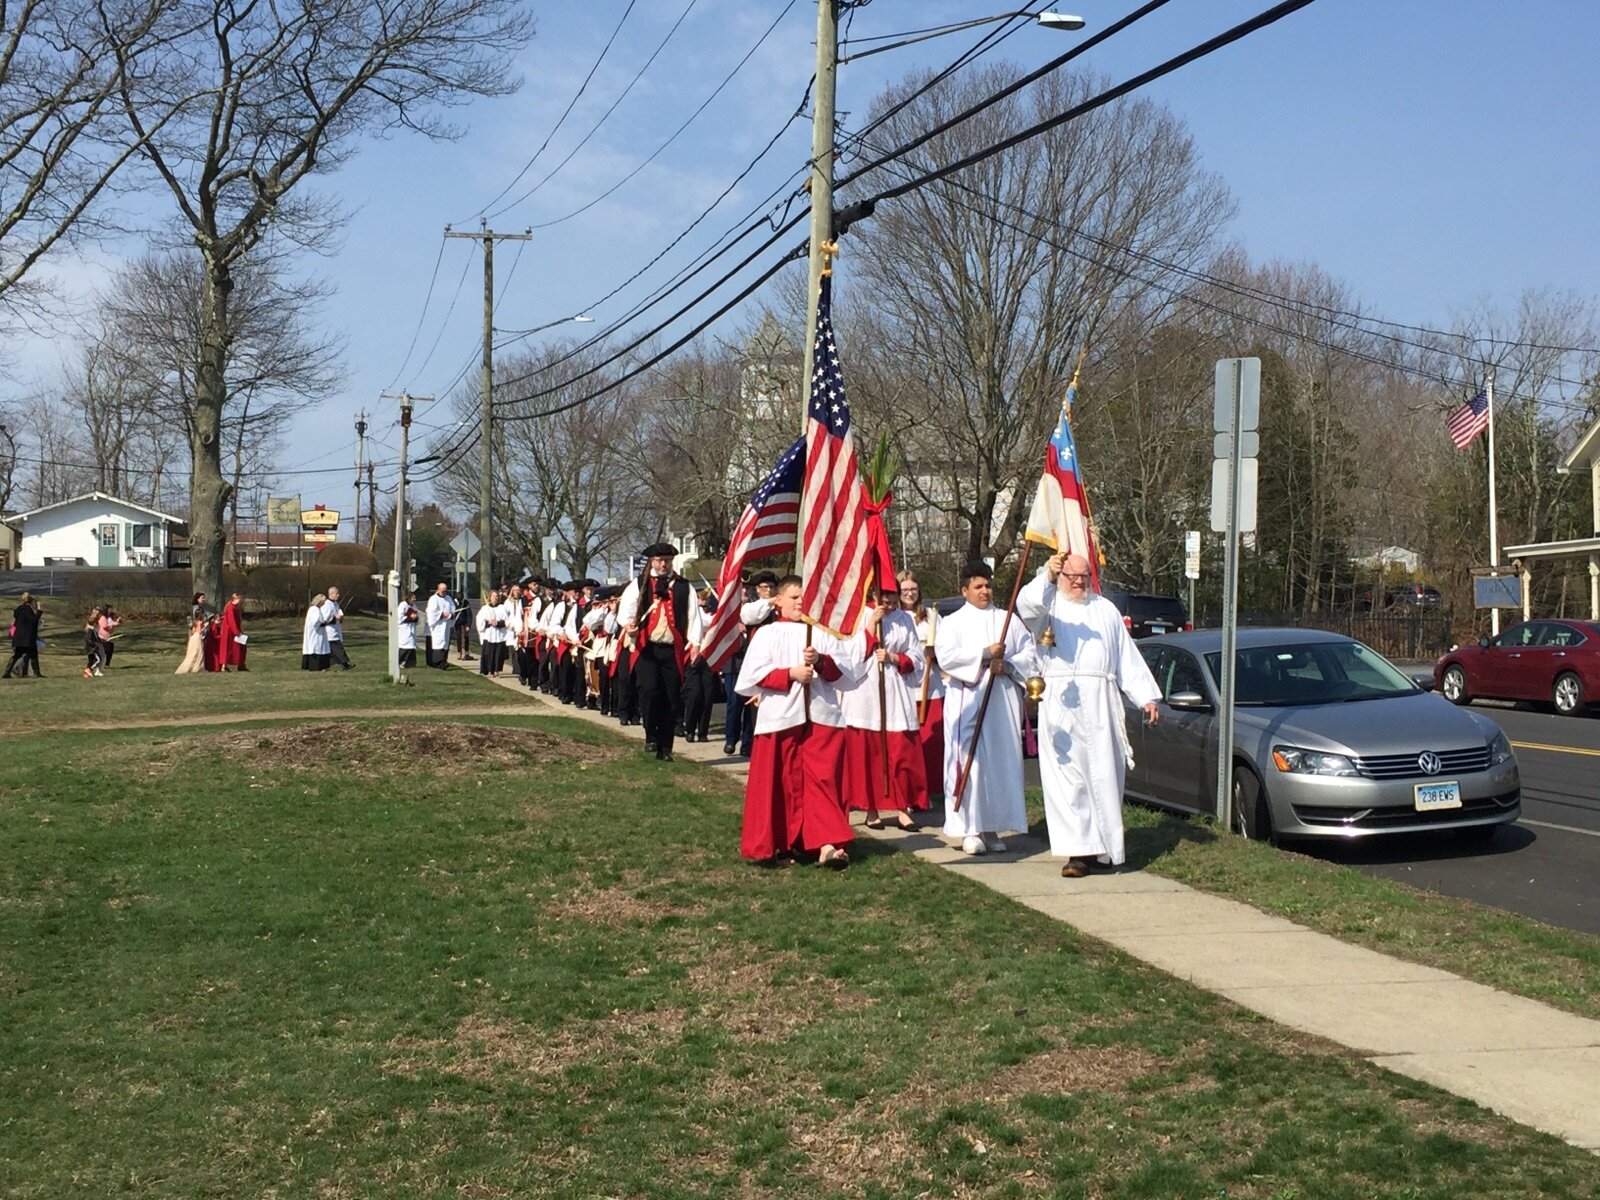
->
<box><xmin>13</xmin><ymin>0</ymin><xmax>1600</xmax><ymax>527</ymax></box>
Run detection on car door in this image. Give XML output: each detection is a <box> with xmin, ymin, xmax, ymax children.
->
<box><xmin>1475</xmin><ymin>622</ymin><xmax>1538</xmax><ymax>698</ymax></box>
<box><xmin>1130</xmin><ymin>644</ymin><xmax>1214</xmax><ymax>814</ymax></box>
<box><xmin>1535</xmin><ymin>622</ymin><xmax>1586</xmax><ymax>698</ymax></box>
<box><xmin>1502</xmin><ymin>621</ymin><xmax>1558</xmax><ymax>700</ymax></box>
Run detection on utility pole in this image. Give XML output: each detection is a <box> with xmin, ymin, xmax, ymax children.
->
<box><xmin>366</xmin><ymin>461</ymin><xmax>377</xmax><ymax>551</ymax></box>
<box><xmin>354</xmin><ymin>409</ymin><xmax>369</xmax><ymax>545</ymax></box>
<box><xmin>802</xmin><ymin>0</ymin><xmax>839</xmax><ymax>431</ymax></box>
<box><xmin>382</xmin><ymin>390</ymin><xmax>433</xmax><ymax>681</ymax></box>
<box><xmin>445</xmin><ymin>221</ymin><xmax>531</xmax><ymax>598</ymax></box>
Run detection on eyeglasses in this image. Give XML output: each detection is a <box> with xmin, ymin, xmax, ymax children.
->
<box><xmin>1061</xmin><ymin>573</ymin><xmax>1091</xmax><ymax>583</ymax></box>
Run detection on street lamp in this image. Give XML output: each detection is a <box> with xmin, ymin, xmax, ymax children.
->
<box><xmin>838</xmin><ymin>10</ymin><xmax>1085</xmax><ymax>63</ymax></box>
<box><xmin>493</xmin><ymin>313</ymin><xmax>596</xmax><ymax>341</ymax></box>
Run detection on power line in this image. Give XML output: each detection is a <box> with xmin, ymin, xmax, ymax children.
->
<box><xmin>483</xmin><ymin>0</ymin><xmax>704</xmax><ymax>220</ymax></box>
<box><xmin>471</xmin><ymin>0</ymin><xmax>645</xmax><ymax>221</ymax></box>
<box><xmin>384</xmin><ymin>240</ymin><xmax>447</xmax><ymax>391</ymax></box>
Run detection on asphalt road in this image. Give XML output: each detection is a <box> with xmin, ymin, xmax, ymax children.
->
<box><xmin>1310</xmin><ymin>702</ymin><xmax>1600</xmax><ymax>936</ymax></box>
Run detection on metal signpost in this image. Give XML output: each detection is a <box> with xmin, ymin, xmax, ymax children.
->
<box><xmin>1209</xmin><ymin>358</ymin><xmax>1260</xmax><ymax>832</ymax></box>
<box><xmin>1184</xmin><ymin>530</ymin><xmax>1201</xmax><ymax>625</ymax></box>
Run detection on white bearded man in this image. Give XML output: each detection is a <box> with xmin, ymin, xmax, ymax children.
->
<box><xmin>1017</xmin><ymin>552</ymin><xmax>1161</xmax><ymax>877</ymax></box>
<box><xmin>936</xmin><ymin>561</ymin><xmax>1041</xmax><ymax>855</ymax></box>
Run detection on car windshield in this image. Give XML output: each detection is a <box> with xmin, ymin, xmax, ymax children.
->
<box><xmin>1203</xmin><ymin>641</ymin><xmax>1417</xmax><ymax>706</ymax></box>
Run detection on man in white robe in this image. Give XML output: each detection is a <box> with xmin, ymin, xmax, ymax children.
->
<box><xmin>1017</xmin><ymin>552</ymin><xmax>1161</xmax><ymax>876</ymax></box>
<box><xmin>320</xmin><ymin>587</ymin><xmax>351</xmax><ymax>670</ymax></box>
<box><xmin>936</xmin><ymin>561</ymin><xmax>1040</xmax><ymax>854</ymax></box>
<box><xmin>424</xmin><ymin>582</ymin><xmax>455</xmax><ymax>669</ymax></box>
<box><xmin>301</xmin><ymin>592</ymin><xmax>331</xmax><ymax>670</ymax></box>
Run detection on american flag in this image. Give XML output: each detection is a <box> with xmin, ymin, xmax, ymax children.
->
<box><xmin>800</xmin><ymin>275</ymin><xmax>870</xmax><ymax>637</ymax></box>
<box><xmin>698</xmin><ymin>437</ymin><xmax>805</xmax><ymax>672</ymax></box>
<box><xmin>1446</xmin><ymin>390</ymin><xmax>1490</xmax><ymax>449</ymax></box>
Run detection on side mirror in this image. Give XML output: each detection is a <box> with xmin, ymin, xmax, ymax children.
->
<box><xmin>1410</xmin><ymin>673</ymin><xmax>1436</xmax><ymax>692</ymax></box>
<box><xmin>1166</xmin><ymin>690</ymin><xmax>1212</xmax><ymax>711</ymax></box>
<box><xmin>1478</xmin><ymin>636</ymin><xmax>1490</xmax><ymax>649</ymax></box>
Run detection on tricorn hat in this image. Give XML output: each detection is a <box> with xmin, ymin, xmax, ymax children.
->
<box><xmin>641</xmin><ymin>541</ymin><xmax>676</xmax><ymax>558</ymax></box>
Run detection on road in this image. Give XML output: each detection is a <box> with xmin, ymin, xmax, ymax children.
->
<box><xmin>1310</xmin><ymin>703</ymin><xmax>1600</xmax><ymax>936</ymax></box>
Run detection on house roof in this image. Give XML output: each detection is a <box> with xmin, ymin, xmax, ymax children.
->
<box><xmin>1559</xmin><ymin>415</ymin><xmax>1600</xmax><ymax>474</ymax></box>
<box><xmin>8</xmin><ymin>490</ymin><xmax>185</xmax><ymax>526</ymax></box>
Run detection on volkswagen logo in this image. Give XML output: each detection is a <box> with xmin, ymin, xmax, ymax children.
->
<box><xmin>1417</xmin><ymin>751</ymin><xmax>1442</xmax><ymax>776</ymax></box>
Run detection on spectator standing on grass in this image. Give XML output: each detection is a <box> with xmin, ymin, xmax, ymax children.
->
<box><xmin>176</xmin><ymin>593</ymin><xmax>209</xmax><ymax>674</ymax></box>
<box><xmin>5</xmin><ymin>592</ymin><xmax>43</xmax><ymax>678</ymax></box>
<box><xmin>301</xmin><ymin>592</ymin><xmax>332</xmax><ymax>671</ymax></box>
<box><xmin>425</xmin><ymin>582</ymin><xmax>454</xmax><ymax>669</ymax></box>
<box><xmin>97</xmin><ymin>606</ymin><xmax>122</xmax><ymax>669</ymax></box>
<box><xmin>1016</xmin><ymin>552</ymin><xmax>1160</xmax><ymax>878</ymax></box>
<box><xmin>321</xmin><ymin>587</ymin><xmax>351</xmax><ymax>670</ymax></box>
<box><xmin>219</xmin><ymin>593</ymin><xmax>247</xmax><ymax>672</ymax></box>
<box><xmin>83</xmin><ymin>608</ymin><xmax>105</xmax><ymax>678</ymax></box>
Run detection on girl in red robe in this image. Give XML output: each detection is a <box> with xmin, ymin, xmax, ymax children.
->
<box><xmin>219</xmin><ymin>593</ymin><xmax>247</xmax><ymax>671</ymax></box>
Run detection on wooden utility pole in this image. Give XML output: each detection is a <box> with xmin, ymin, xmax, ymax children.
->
<box><xmin>353</xmin><ymin>409</ymin><xmax>368</xmax><ymax>545</ymax></box>
<box><xmin>445</xmin><ymin>221</ymin><xmax>531</xmax><ymax>597</ymax></box>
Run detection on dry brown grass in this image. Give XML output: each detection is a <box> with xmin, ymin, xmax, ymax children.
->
<box><xmin>384</xmin><ymin>1008</ymin><xmax>687</xmax><ymax>1083</ymax></box>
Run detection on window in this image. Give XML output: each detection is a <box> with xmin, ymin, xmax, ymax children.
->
<box><xmin>131</xmin><ymin>524</ymin><xmax>153</xmax><ymax>549</ymax></box>
<box><xmin>99</xmin><ymin>524</ymin><xmax>117</xmax><ymax>547</ymax></box>
<box><xmin>1167</xmin><ymin>651</ymin><xmax>1206</xmax><ymax>697</ymax></box>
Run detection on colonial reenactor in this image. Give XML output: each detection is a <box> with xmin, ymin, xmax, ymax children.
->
<box><xmin>617</xmin><ymin>542</ymin><xmax>705</xmax><ymax>762</ymax></box>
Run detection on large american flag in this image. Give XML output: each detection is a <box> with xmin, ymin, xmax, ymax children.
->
<box><xmin>800</xmin><ymin>275</ymin><xmax>870</xmax><ymax>637</ymax></box>
<box><xmin>699</xmin><ymin>437</ymin><xmax>805</xmax><ymax>672</ymax></box>
<box><xmin>1446</xmin><ymin>390</ymin><xmax>1490</xmax><ymax>449</ymax></box>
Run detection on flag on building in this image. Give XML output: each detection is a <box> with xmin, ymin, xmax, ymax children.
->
<box><xmin>1023</xmin><ymin>365</ymin><xmax>1100</xmax><ymax>590</ymax></box>
<box><xmin>699</xmin><ymin>437</ymin><xmax>805</xmax><ymax>672</ymax></box>
<box><xmin>1446</xmin><ymin>390</ymin><xmax>1490</xmax><ymax>449</ymax></box>
<box><xmin>800</xmin><ymin>274</ymin><xmax>871</xmax><ymax>637</ymax></box>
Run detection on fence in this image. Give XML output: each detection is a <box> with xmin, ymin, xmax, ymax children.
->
<box><xmin>1199</xmin><ymin>608</ymin><xmax>1458</xmax><ymax>661</ymax></box>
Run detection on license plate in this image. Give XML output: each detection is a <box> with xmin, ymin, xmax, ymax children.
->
<box><xmin>1149</xmin><ymin>624</ymin><xmax>1167</xmax><ymax>634</ymax></box>
<box><xmin>1414</xmin><ymin>781</ymin><xmax>1462</xmax><ymax>812</ymax></box>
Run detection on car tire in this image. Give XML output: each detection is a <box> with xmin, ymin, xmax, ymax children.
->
<box><xmin>1232</xmin><ymin>765</ymin><xmax>1275</xmax><ymax>844</ymax></box>
<box><xmin>1553</xmin><ymin>671</ymin><xmax>1586</xmax><ymax>717</ymax></box>
<box><xmin>1440</xmin><ymin>664</ymin><xmax>1470</xmax><ymax>706</ymax></box>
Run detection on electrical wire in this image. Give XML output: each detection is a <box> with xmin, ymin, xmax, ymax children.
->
<box><xmin>532</xmin><ymin>0</ymin><xmax>803</xmax><ymax>230</ymax></box>
<box><xmin>471</xmin><ymin>0</ymin><xmax>645</xmax><ymax>221</ymax></box>
<box><xmin>484</xmin><ymin>0</ymin><xmax>704</xmax><ymax>220</ymax></box>
<box><xmin>383</xmin><ymin>240</ymin><xmax>446</xmax><ymax>391</ymax></box>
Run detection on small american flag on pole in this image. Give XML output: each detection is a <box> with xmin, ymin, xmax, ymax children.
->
<box><xmin>1446</xmin><ymin>390</ymin><xmax>1490</xmax><ymax>450</ymax></box>
<box><xmin>698</xmin><ymin>437</ymin><xmax>805</xmax><ymax>672</ymax></box>
<box><xmin>800</xmin><ymin>275</ymin><xmax>870</xmax><ymax>638</ymax></box>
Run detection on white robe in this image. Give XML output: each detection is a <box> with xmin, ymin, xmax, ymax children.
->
<box><xmin>1017</xmin><ymin>576</ymin><xmax>1161</xmax><ymax>864</ymax></box>
<box><xmin>302</xmin><ymin>604</ymin><xmax>330</xmax><ymax>656</ymax></box>
<box><xmin>425</xmin><ymin>593</ymin><xmax>455</xmax><ymax>650</ymax></box>
<box><xmin>936</xmin><ymin>602</ymin><xmax>1040</xmax><ymax>839</ymax></box>
<box><xmin>319</xmin><ymin>600</ymin><xmax>344</xmax><ymax>642</ymax></box>
<box><xmin>840</xmin><ymin>609</ymin><xmax>924</xmax><ymax>733</ymax></box>
<box><xmin>911</xmin><ymin>609</ymin><xmax>945</xmax><ymax>702</ymax></box>
<box><xmin>735</xmin><ymin>621</ymin><xmax>863</xmax><ymax>733</ymax></box>
<box><xmin>476</xmin><ymin>603</ymin><xmax>503</xmax><ymax>644</ymax></box>
<box><xmin>397</xmin><ymin>602</ymin><xmax>419</xmax><ymax>651</ymax></box>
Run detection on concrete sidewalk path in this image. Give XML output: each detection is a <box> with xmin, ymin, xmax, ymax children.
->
<box><xmin>467</xmin><ymin>666</ymin><xmax>1600</xmax><ymax>1152</ymax></box>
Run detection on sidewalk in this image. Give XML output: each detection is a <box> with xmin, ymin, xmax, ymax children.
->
<box><xmin>467</xmin><ymin>666</ymin><xmax>1600</xmax><ymax>1152</ymax></box>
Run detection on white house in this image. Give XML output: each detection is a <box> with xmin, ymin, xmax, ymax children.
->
<box><xmin>8</xmin><ymin>492</ymin><xmax>186</xmax><ymax>568</ymax></box>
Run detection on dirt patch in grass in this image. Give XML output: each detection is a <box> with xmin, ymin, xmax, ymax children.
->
<box><xmin>385</xmin><ymin>1008</ymin><xmax>687</xmax><ymax>1083</ymax></box>
<box><xmin>546</xmin><ymin>869</ymin><xmax>710</xmax><ymax>929</ymax></box>
<box><xmin>687</xmin><ymin>947</ymin><xmax>874</xmax><ymax>1038</ymax></box>
<box><xmin>127</xmin><ymin>722</ymin><xmax>622</xmax><ymax>780</ymax></box>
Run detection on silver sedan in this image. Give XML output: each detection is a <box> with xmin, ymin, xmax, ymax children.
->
<box><xmin>1123</xmin><ymin>628</ymin><xmax>1521</xmax><ymax>842</ymax></box>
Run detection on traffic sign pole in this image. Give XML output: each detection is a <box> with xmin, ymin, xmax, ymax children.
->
<box><xmin>1212</xmin><ymin>357</ymin><xmax>1260</xmax><ymax>834</ymax></box>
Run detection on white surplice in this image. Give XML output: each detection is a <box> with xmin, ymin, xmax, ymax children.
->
<box><xmin>935</xmin><ymin>602</ymin><xmax>1040</xmax><ymax>839</ymax></box>
<box><xmin>735</xmin><ymin>621</ymin><xmax>863</xmax><ymax>733</ymax></box>
<box><xmin>302</xmin><ymin>604</ymin><xmax>330</xmax><ymax>656</ymax></box>
<box><xmin>425</xmin><ymin>593</ymin><xmax>455</xmax><ymax>650</ymax></box>
<box><xmin>840</xmin><ymin>609</ymin><xmax>923</xmax><ymax>733</ymax></box>
<box><xmin>1016</xmin><ymin>575</ymin><xmax>1161</xmax><ymax>864</ymax></box>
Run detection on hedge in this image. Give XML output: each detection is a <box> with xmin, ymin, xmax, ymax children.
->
<box><xmin>65</xmin><ymin>564</ymin><xmax>379</xmax><ymax>620</ymax></box>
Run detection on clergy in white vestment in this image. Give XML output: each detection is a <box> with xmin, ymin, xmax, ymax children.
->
<box><xmin>475</xmin><ymin>589</ymin><xmax>504</xmax><ymax>676</ymax></box>
<box><xmin>424</xmin><ymin>582</ymin><xmax>455</xmax><ymax>669</ymax></box>
<box><xmin>936</xmin><ymin>561</ymin><xmax>1041</xmax><ymax>854</ymax></box>
<box><xmin>735</xmin><ymin>575</ymin><xmax>863</xmax><ymax>867</ymax></box>
<box><xmin>301</xmin><ymin>592</ymin><xmax>331</xmax><ymax>671</ymax></box>
<box><xmin>840</xmin><ymin>590</ymin><xmax>927</xmax><ymax>827</ymax></box>
<box><xmin>899</xmin><ymin>570</ymin><xmax>946</xmax><ymax>799</ymax></box>
<box><xmin>1017</xmin><ymin>552</ymin><xmax>1161</xmax><ymax>876</ymax></box>
<box><xmin>397</xmin><ymin>590</ymin><xmax>420</xmax><ymax>668</ymax></box>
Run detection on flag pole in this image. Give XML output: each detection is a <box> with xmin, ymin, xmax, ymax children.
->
<box><xmin>1486</xmin><ymin>364</ymin><xmax>1501</xmax><ymax>637</ymax></box>
<box><xmin>950</xmin><ymin>542</ymin><xmax>1033</xmax><ymax>813</ymax></box>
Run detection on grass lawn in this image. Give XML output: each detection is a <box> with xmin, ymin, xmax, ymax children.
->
<box><xmin>0</xmin><ymin>615</ymin><xmax>495</xmax><ymax>732</ymax></box>
<box><xmin>5</xmin><ymin>711</ymin><xmax>1599</xmax><ymax>1198</ymax></box>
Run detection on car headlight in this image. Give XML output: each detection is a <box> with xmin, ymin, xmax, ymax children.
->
<box><xmin>1488</xmin><ymin>729</ymin><xmax>1514</xmax><ymax>766</ymax></box>
<box><xmin>1271</xmin><ymin>745</ymin><xmax>1358</xmax><ymax>776</ymax></box>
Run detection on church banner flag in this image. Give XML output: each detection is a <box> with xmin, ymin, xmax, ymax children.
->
<box><xmin>1023</xmin><ymin>363</ymin><xmax>1100</xmax><ymax>591</ymax></box>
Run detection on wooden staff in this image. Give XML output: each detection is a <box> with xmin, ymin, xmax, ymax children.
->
<box><xmin>877</xmin><ymin>654</ymin><xmax>893</xmax><ymax>810</ymax></box>
<box><xmin>915</xmin><ymin>625</ymin><xmax>935</xmax><ymax>726</ymax></box>
<box><xmin>803</xmin><ymin>622</ymin><xmax>813</xmax><ymax>724</ymax></box>
<box><xmin>951</xmin><ymin>542</ymin><xmax>1034</xmax><ymax>813</ymax></box>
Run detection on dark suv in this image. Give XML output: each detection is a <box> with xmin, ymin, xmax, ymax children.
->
<box><xmin>1102</xmin><ymin>589</ymin><xmax>1191</xmax><ymax>639</ymax></box>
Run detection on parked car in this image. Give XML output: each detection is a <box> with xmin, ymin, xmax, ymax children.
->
<box><xmin>1125</xmin><ymin>628</ymin><xmax>1520</xmax><ymax>842</ymax></box>
<box><xmin>1102</xmin><ymin>589</ymin><xmax>1192</xmax><ymax>639</ymax></box>
<box><xmin>1385</xmin><ymin>583</ymin><xmax>1443</xmax><ymax>608</ymax></box>
<box><xmin>1434</xmin><ymin>618</ymin><xmax>1600</xmax><ymax>716</ymax></box>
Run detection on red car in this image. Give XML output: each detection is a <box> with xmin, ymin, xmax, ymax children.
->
<box><xmin>1434</xmin><ymin>618</ymin><xmax>1600</xmax><ymax>716</ymax></box>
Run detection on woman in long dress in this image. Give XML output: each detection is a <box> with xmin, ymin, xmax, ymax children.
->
<box><xmin>301</xmin><ymin>593</ymin><xmax>331</xmax><ymax>671</ymax></box>
<box><xmin>176</xmin><ymin>593</ymin><xmax>208</xmax><ymax>674</ymax></box>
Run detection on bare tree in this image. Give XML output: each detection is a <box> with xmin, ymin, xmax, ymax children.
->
<box><xmin>0</xmin><ymin>409</ymin><xmax>19</xmax><ymax>511</ymax></box>
<box><xmin>843</xmin><ymin>64</ymin><xmax>1234</xmax><ymax>565</ymax></box>
<box><xmin>0</xmin><ymin>0</ymin><xmax>189</xmax><ymax>317</ymax></box>
<box><xmin>109</xmin><ymin>0</ymin><xmax>531</xmax><ymax>600</ymax></box>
